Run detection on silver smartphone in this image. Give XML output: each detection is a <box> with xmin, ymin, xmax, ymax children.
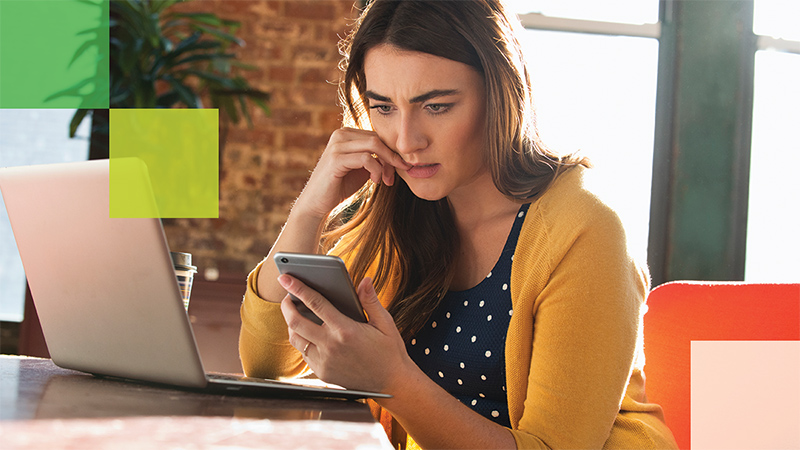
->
<box><xmin>273</xmin><ymin>252</ymin><xmax>367</xmax><ymax>325</ymax></box>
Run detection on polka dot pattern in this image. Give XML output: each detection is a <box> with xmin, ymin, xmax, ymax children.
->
<box><xmin>406</xmin><ymin>203</ymin><xmax>530</xmax><ymax>428</ymax></box>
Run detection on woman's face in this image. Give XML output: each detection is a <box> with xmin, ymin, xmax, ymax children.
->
<box><xmin>363</xmin><ymin>44</ymin><xmax>488</xmax><ymax>201</ymax></box>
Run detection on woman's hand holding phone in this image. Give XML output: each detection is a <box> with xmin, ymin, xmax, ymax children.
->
<box><xmin>273</xmin><ymin>252</ymin><xmax>367</xmax><ymax>325</ymax></box>
<box><xmin>278</xmin><ymin>273</ymin><xmax>414</xmax><ymax>395</ymax></box>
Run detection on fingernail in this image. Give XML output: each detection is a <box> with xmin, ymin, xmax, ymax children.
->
<box><xmin>277</xmin><ymin>274</ymin><xmax>292</xmax><ymax>289</ymax></box>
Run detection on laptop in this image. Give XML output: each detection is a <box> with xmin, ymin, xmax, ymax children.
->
<box><xmin>0</xmin><ymin>159</ymin><xmax>389</xmax><ymax>400</ymax></box>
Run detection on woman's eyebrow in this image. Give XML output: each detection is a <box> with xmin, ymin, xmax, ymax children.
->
<box><xmin>363</xmin><ymin>89</ymin><xmax>460</xmax><ymax>104</ymax></box>
<box><xmin>410</xmin><ymin>89</ymin><xmax>460</xmax><ymax>104</ymax></box>
<box><xmin>364</xmin><ymin>91</ymin><xmax>391</xmax><ymax>103</ymax></box>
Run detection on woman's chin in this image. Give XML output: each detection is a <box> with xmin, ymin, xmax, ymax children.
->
<box><xmin>407</xmin><ymin>185</ymin><xmax>446</xmax><ymax>202</ymax></box>
<box><xmin>396</xmin><ymin>173</ymin><xmax>447</xmax><ymax>202</ymax></box>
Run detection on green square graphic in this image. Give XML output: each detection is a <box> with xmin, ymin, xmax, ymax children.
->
<box><xmin>0</xmin><ymin>0</ymin><xmax>109</xmax><ymax>108</ymax></box>
<box><xmin>109</xmin><ymin>109</ymin><xmax>219</xmax><ymax>218</ymax></box>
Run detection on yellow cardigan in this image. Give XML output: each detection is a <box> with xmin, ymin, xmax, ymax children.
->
<box><xmin>239</xmin><ymin>167</ymin><xmax>678</xmax><ymax>449</ymax></box>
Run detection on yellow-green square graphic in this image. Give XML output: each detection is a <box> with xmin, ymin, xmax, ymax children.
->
<box><xmin>0</xmin><ymin>0</ymin><xmax>109</xmax><ymax>108</ymax></box>
<box><xmin>110</xmin><ymin>109</ymin><xmax>219</xmax><ymax>218</ymax></box>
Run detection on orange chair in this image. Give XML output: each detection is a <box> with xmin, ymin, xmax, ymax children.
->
<box><xmin>643</xmin><ymin>281</ymin><xmax>800</xmax><ymax>449</ymax></box>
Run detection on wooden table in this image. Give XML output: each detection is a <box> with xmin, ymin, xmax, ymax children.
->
<box><xmin>0</xmin><ymin>355</ymin><xmax>392</xmax><ymax>449</ymax></box>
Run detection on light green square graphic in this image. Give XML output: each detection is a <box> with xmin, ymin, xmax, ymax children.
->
<box><xmin>109</xmin><ymin>109</ymin><xmax>219</xmax><ymax>218</ymax></box>
<box><xmin>0</xmin><ymin>0</ymin><xmax>109</xmax><ymax>108</ymax></box>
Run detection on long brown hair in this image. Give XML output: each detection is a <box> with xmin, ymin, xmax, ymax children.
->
<box><xmin>323</xmin><ymin>0</ymin><xmax>588</xmax><ymax>340</ymax></box>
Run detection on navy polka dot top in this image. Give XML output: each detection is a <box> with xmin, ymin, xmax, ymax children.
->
<box><xmin>406</xmin><ymin>203</ymin><xmax>530</xmax><ymax>427</ymax></box>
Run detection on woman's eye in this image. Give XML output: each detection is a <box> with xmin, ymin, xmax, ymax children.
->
<box><xmin>426</xmin><ymin>103</ymin><xmax>451</xmax><ymax>114</ymax></box>
<box><xmin>370</xmin><ymin>105</ymin><xmax>392</xmax><ymax>115</ymax></box>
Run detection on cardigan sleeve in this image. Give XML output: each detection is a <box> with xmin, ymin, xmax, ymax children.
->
<box><xmin>239</xmin><ymin>260</ymin><xmax>310</xmax><ymax>379</ymax></box>
<box><xmin>507</xmin><ymin>168</ymin><xmax>663</xmax><ymax>449</ymax></box>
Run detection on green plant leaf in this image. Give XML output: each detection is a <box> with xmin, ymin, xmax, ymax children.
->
<box><xmin>211</xmin><ymin>57</ymin><xmax>232</xmax><ymax>74</ymax></box>
<box><xmin>76</xmin><ymin>24</ymin><xmax>108</xmax><ymax>37</ymax></box>
<box><xmin>218</xmin><ymin>94</ymin><xmax>239</xmax><ymax>124</ymax></box>
<box><xmin>230</xmin><ymin>60</ymin><xmax>258</xmax><ymax>71</ymax></box>
<box><xmin>109</xmin><ymin>90</ymin><xmax>131</xmax><ymax>107</ymax></box>
<box><xmin>161</xmin><ymin>18</ymin><xmax>188</xmax><ymax>32</ymax></box>
<box><xmin>179</xmin><ymin>69</ymin><xmax>237</xmax><ymax>89</ymax></box>
<box><xmin>156</xmin><ymin>91</ymin><xmax>181</xmax><ymax>108</ymax></box>
<box><xmin>248</xmin><ymin>97</ymin><xmax>270</xmax><ymax>117</ymax></box>
<box><xmin>68</xmin><ymin>39</ymin><xmax>99</xmax><ymax>69</ymax></box>
<box><xmin>168</xmin><ymin>12</ymin><xmax>222</xmax><ymax>27</ymax></box>
<box><xmin>44</xmin><ymin>79</ymin><xmax>94</xmax><ymax>102</ymax></box>
<box><xmin>164</xmin><ymin>76</ymin><xmax>198</xmax><ymax>108</ymax></box>
<box><xmin>151</xmin><ymin>0</ymin><xmax>185</xmax><ymax>15</ymax></box>
<box><xmin>172</xmin><ymin>52</ymin><xmax>234</xmax><ymax>68</ymax></box>
<box><xmin>99</xmin><ymin>0</ymin><xmax>270</xmax><ymax>130</ymax></box>
<box><xmin>169</xmin><ymin>30</ymin><xmax>202</xmax><ymax>53</ymax></box>
<box><xmin>238</xmin><ymin>95</ymin><xmax>253</xmax><ymax>127</ymax></box>
<box><xmin>69</xmin><ymin>109</ymin><xmax>90</xmax><ymax>138</ymax></box>
<box><xmin>191</xmin><ymin>24</ymin><xmax>244</xmax><ymax>46</ymax></box>
<box><xmin>160</xmin><ymin>36</ymin><xmax>174</xmax><ymax>53</ymax></box>
<box><xmin>154</xmin><ymin>42</ymin><xmax>226</xmax><ymax>75</ymax></box>
<box><xmin>223</xmin><ymin>20</ymin><xmax>241</xmax><ymax>31</ymax></box>
<box><xmin>112</xmin><ymin>1</ymin><xmax>151</xmax><ymax>44</ymax></box>
<box><xmin>210</xmin><ymin>86</ymin><xmax>271</xmax><ymax>101</ymax></box>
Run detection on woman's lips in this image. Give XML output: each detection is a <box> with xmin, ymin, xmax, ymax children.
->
<box><xmin>405</xmin><ymin>163</ymin><xmax>440</xmax><ymax>179</ymax></box>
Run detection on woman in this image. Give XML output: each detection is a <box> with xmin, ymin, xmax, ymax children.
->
<box><xmin>240</xmin><ymin>0</ymin><xmax>677</xmax><ymax>448</ymax></box>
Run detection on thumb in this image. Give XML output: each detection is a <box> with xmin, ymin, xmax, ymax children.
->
<box><xmin>357</xmin><ymin>277</ymin><xmax>395</xmax><ymax>330</ymax></box>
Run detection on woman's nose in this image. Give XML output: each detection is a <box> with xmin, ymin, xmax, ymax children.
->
<box><xmin>394</xmin><ymin>115</ymin><xmax>428</xmax><ymax>155</ymax></box>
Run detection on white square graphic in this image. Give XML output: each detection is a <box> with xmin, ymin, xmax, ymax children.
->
<box><xmin>691</xmin><ymin>341</ymin><xmax>800</xmax><ymax>449</ymax></box>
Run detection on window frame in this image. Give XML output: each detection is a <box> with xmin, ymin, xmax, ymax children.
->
<box><xmin>517</xmin><ymin>12</ymin><xmax>660</xmax><ymax>39</ymax></box>
<box><xmin>516</xmin><ymin>1</ymin><xmax>799</xmax><ymax>284</ymax></box>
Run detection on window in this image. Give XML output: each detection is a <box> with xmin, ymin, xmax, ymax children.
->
<box><xmin>744</xmin><ymin>0</ymin><xmax>800</xmax><ymax>281</ymax></box>
<box><xmin>0</xmin><ymin>109</ymin><xmax>89</xmax><ymax>321</ymax></box>
<box><xmin>508</xmin><ymin>0</ymin><xmax>658</xmax><ymax>25</ymax></box>
<box><xmin>511</xmin><ymin>1</ymin><xmax>660</xmax><ymax>259</ymax></box>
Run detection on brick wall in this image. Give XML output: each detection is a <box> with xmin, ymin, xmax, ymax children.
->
<box><xmin>163</xmin><ymin>0</ymin><xmax>361</xmax><ymax>282</ymax></box>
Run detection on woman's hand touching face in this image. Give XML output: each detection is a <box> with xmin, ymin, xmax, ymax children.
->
<box><xmin>295</xmin><ymin>128</ymin><xmax>411</xmax><ymax>221</ymax></box>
